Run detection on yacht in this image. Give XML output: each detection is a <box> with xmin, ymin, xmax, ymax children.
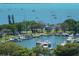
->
<box><xmin>9</xmin><ymin>38</ymin><xmax>19</xmax><ymax>42</ymax></box>
<box><xmin>36</xmin><ymin>40</ymin><xmax>51</xmax><ymax>48</ymax></box>
<box><xmin>66</xmin><ymin>34</ymin><xmax>75</xmax><ymax>43</ymax></box>
<box><xmin>62</xmin><ymin>33</ymin><xmax>69</xmax><ymax>36</ymax></box>
<box><xmin>17</xmin><ymin>34</ymin><xmax>26</xmax><ymax>40</ymax></box>
<box><xmin>61</xmin><ymin>41</ymin><xmax>67</xmax><ymax>46</ymax></box>
<box><xmin>61</xmin><ymin>34</ymin><xmax>75</xmax><ymax>46</ymax></box>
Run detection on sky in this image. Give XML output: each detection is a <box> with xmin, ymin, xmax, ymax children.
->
<box><xmin>0</xmin><ymin>3</ymin><xmax>79</xmax><ymax>24</ymax></box>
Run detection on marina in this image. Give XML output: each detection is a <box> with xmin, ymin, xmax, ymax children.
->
<box><xmin>0</xmin><ymin>3</ymin><xmax>79</xmax><ymax>56</ymax></box>
<box><xmin>17</xmin><ymin>35</ymin><xmax>67</xmax><ymax>48</ymax></box>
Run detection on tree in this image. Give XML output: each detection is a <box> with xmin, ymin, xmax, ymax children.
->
<box><xmin>32</xmin><ymin>45</ymin><xmax>52</xmax><ymax>56</ymax></box>
<box><xmin>16</xmin><ymin>23</ymin><xmax>23</xmax><ymax>33</ymax></box>
<box><xmin>61</xmin><ymin>18</ymin><xmax>77</xmax><ymax>34</ymax></box>
<box><xmin>54</xmin><ymin>43</ymin><xmax>79</xmax><ymax>56</ymax></box>
<box><xmin>75</xmin><ymin>21</ymin><xmax>79</xmax><ymax>33</ymax></box>
<box><xmin>42</xmin><ymin>48</ymin><xmax>50</xmax><ymax>56</ymax></box>
<box><xmin>12</xmin><ymin>14</ymin><xmax>15</xmax><ymax>24</ymax></box>
<box><xmin>0</xmin><ymin>42</ymin><xmax>30</xmax><ymax>56</ymax></box>
<box><xmin>32</xmin><ymin>46</ymin><xmax>43</xmax><ymax>56</ymax></box>
<box><xmin>8</xmin><ymin>15</ymin><xmax>12</xmax><ymax>24</ymax></box>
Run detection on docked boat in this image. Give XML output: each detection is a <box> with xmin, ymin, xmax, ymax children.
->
<box><xmin>61</xmin><ymin>34</ymin><xmax>76</xmax><ymax>46</ymax></box>
<box><xmin>55</xmin><ymin>32</ymin><xmax>69</xmax><ymax>37</ymax></box>
<box><xmin>75</xmin><ymin>33</ymin><xmax>79</xmax><ymax>38</ymax></box>
<box><xmin>9</xmin><ymin>38</ymin><xmax>19</xmax><ymax>42</ymax></box>
<box><xmin>17</xmin><ymin>35</ymin><xmax>26</xmax><ymax>39</ymax></box>
<box><xmin>66</xmin><ymin>34</ymin><xmax>75</xmax><ymax>43</ymax></box>
<box><xmin>62</xmin><ymin>33</ymin><xmax>69</xmax><ymax>36</ymax></box>
<box><xmin>60</xmin><ymin>41</ymin><xmax>67</xmax><ymax>46</ymax></box>
<box><xmin>36</xmin><ymin>40</ymin><xmax>51</xmax><ymax>48</ymax></box>
<box><xmin>17</xmin><ymin>34</ymin><xmax>32</xmax><ymax>40</ymax></box>
<box><xmin>74</xmin><ymin>38</ymin><xmax>79</xmax><ymax>43</ymax></box>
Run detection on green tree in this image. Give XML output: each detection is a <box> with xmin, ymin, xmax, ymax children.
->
<box><xmin>8</xmin><ymin>15</ymin><xmax>12</xmax><ymax>24</ymax></box>
<box><xmin>12</xmin><ymin>14</ymin><xmax>15</xmax><ymax>24</ymax></box>
<box><xmin>0</xmin><ymin>42</ymin><xmax>30</xmax><ymax>56</ymax></box>
<box><xmin>42</xmin><ymin>48</ymin><xmax>50</xmax><ymax>56</ymax></box>
<box><xmin>75</xmin><ymin>21</ymin><xmax>79</xmax><ymax>33</ymax></box>
<box><xmin>32</xmin><ymin>45</ymin><xmax>52</xmax><ymax>56</ymax></box>
<box><xmin>32</xmin><ymin>46</ymin><xmax>43</xmax><ymax>56</ymax></box>
<box><xmin>61</xmin><ymin>18</ymin><xmax>77</xmax><ymax>34</ymax></box>
<box><xmin>54</xmin><ymin>43</ymin><xmax>79</xmax><ymax>56</ymax></box>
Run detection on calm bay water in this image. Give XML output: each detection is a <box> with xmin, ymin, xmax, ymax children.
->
<box><xmin>17</xmin><ymin>36</ymin><xmax>67</xmax><ymax>48</ymax></box>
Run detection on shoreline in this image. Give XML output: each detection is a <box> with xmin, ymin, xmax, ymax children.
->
<box><xmin>0</xmin><ymin>32</ymin><xmax>69</xmax><ymax>43</ymax></box>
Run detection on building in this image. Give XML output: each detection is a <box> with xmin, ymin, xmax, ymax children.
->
<box><xmin>0</xmin><ymin>28</ymin><xmax>13</xmax><ymax>35</ymax></box>
<box><xmin>45</xmin><ymin>26</ymin><xmax>56</xmax><ymax>32</ymax></box>
<box><xmin>31</xmin><ymin>26</ymin><xmax>44</xmax><ymax>33</ymax></box>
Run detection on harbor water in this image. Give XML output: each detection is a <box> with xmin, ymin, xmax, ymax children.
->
<box><xmin>17</xmin><ymin>35</ymin><xmax>67</xmax><ymax>48</ymax></box>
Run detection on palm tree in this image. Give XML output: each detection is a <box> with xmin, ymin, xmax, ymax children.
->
<box><xmin>8</xmin><ymin>15</ymin><xmax>12</xmax><ymax>24</ymax></box>
<box><xmin>12</xmin><ymin>14</ymin><xmax>15</xmax><ymax>24</ymax></box>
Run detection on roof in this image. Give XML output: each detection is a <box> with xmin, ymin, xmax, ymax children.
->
<box><xmin>0</xmin><ymin>28</ymin><xmax>12</xmax><ymax>34</ymax></box>
<box><xmin>45</xmin><ymin>26</ymin><xmax>55</xmax><ymax>30</ymax></box>
<box><xmin>31</xmin><ymin>26</ymin><xmax>44</xmax><ymax>29</ymax></box>
<box><xmin>1</xmin><ymin>28</ymin><xmax>11</xmax><ymax>32</ymax></box>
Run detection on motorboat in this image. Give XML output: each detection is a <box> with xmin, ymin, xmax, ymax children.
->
<box><xmin>67</xmin><ymin>34</ymin><xmax>74</xmax><ymax>42</ymax></box>
<box><xmin>36</xmin><ymin>40</ymin><xmax>51</xmax><ymax>48</ymax></box>
<box><xmin>61</xmin><ymin>41</ymin><xmax>67</xmax><ymax>46</ymax></box>
<box><xmin>9</xmin><ymin>38</ymin><xmax>18</xmax><ymax>42</ymax></box>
